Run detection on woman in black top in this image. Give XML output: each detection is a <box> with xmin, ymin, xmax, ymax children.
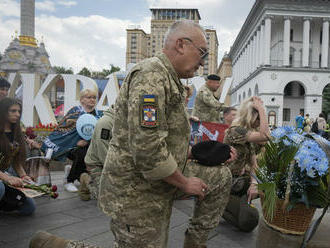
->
<box><xmin>0</xmin><ymin>98</ymin><xmax>35</xmax><ymax>215</ymax></box>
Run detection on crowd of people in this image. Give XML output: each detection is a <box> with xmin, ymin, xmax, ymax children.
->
<box><xmin>295</xmin><ymin>111</ymin><xmax>329</xmax><ymax>138</ymax></box>
<box><xmin>0</xmin><ymin>20</ymin><xmax>329</xmax><ymax>248</ymax></box>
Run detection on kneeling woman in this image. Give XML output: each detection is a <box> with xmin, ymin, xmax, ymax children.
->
<box><xmin>0</xmin><ymin>98</ymin><xmax>36</xmax><ymax>215</ymax></box>
<box><xmin>223</xmin><ymin>96</ymin><xmax>270</xmax><ymax>232</ymax></box>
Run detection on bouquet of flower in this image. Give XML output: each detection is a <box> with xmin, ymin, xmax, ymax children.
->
<box><xmin>24</xmin><ymin>184</ymin><xmax>59</xmax><ymax>199</ymax></box>
<box><xmin>31</xmin><ymin>123</ymin><xmax>58</xmax><ymax>137</ymax></box>
<box><xmin>256</xmin><ymin>126</ymin><xmax>330</xmax><ymax>221</ymax></box>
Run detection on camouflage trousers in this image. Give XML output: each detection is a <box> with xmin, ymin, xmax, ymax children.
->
<box><xmin>181</xmin><ymin>160</ymin><xmax>232</xmax><ymax>247</ymax></box>
<box><xmin>65</xmin><ymin>161</ymin><xmax>232</xmax><ymax>248</ymax></box>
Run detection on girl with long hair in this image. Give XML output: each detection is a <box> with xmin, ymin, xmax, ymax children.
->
<box><xmin>222</xmin><ymin>96</ymin><xmax>270</xmax><ymax>232</ymax></box>
<box><xmin>0</xmin><ymin>97</ymin><xmax>35</xmax><ymax>215</ymax></box>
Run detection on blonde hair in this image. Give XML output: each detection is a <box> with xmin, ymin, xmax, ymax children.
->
<box><xmin>80</xmin><ymin>89</ymin><xmax>97</xmax><ymax>100</ymax></box>
<box><xmin>231</xmin><ymin>97</ymin><xmax>258</xmax><ymax>129</ymax></box>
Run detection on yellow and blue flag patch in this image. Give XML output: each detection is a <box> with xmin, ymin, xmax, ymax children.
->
<box><xmin>140</xmin><ymin>95</ymin><xmax>158</xmax><ymax>128</ymax></box>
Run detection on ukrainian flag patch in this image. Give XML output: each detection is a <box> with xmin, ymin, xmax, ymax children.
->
<box><xmin>140</xmin><ymin>95</ymin><xmax>158</xmax><ymax>128</ymax></box>
<box><xmin>143</xmin><ymin>95</ymin><xmax>156</xmax><ymax>103</ymax></box>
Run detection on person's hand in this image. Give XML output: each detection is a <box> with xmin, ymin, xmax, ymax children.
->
<box><xmin>189</xmin><ymin>116</ymin><xmax>200</xmax><ymax>122</ymax></box>
<box><xmin>226</xmin><ymin>146</ymin><xmax>237</xmax><ymax>163</ymax></box>
<box><xmin>77</xmin><ymin>140</ymin><xmax>89</xmax><ymax>147</ymax></box>
<box><xmin>6</xmin><ymin>176</ymin><xmax>24</xmax><ymax>187</ymax></box>
<box><xmin>247</xmin><ymin>183</ymin><xmax>259</xmax><ymax>203</ymax></box>
<box><xmin>21</xmin><ymin>175</ymin><xmax>34</xmax><ymax>184</ymax></box>
<box><xmin>27</xmin><ymin>138</ymin><xmax>41</xmax><ymax>149</ymax></box>
<box><xmin>252</xmin><ymin>97</ymin><xmax>264</xmax><ymax>111</ymax></box>
<box><xmin>182</xmin><ymin>177</ymin><xmax>208</xmax><ymax>201</ymax></box>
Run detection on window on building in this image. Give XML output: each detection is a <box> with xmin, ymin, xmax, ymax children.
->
<box><xmin>290</xmin><ymin>29</ymin><xmax>293</xmax><ymax>41</ymax></box>
<box><xmin>289</xmin><ymin>54</ymin><xmax>293</xmax><ymax>66</ymax></box>
<box><xmin>283</xmin><ymin>108</ymin><xmax>290</xmax><ymax>121</ymax></box>
<box><xmin>284</xmin><ymin>83</ymin><xmax>293</xmax><ymax>96</ymax></box>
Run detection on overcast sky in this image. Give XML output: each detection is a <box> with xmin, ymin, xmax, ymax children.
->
<box><xmin>0</xmin><ymin>0</ymin><xmax>255</xmax><ymax>73</ymax></box>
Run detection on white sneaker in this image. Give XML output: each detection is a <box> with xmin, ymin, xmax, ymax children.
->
<box><xmin>63</xmin><ymin>164</ymin><xmax>71</xmax><ymax>184</ymax></box>
<box><xmin>64</xmin><ymin>182</ymin><xmax>78</xmax><ymax>192</ymax></box>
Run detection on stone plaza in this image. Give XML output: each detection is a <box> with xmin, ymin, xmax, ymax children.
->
<box><xmin>0</xmin><ymin>167</ymin><xmax>329</xmax><ymax>248</ymax></box>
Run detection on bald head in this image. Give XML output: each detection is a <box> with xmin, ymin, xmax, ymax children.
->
<box><xmin>164</xmin><ymin>20</ymin><xmax>206</xmax><ymax>49</ymax></box>
<box><xmin>163</xmin><ymin>20</ymin><xmax>208</xmax><ymax>79</ymax></box>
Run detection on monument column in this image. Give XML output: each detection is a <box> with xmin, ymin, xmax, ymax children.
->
<box><xmin>20</xmin><ymin>0</ymin><xmax>37</xmax><ymax>47</ymax></box>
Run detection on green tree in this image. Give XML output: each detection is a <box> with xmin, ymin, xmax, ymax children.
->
<box><xmin>78</xmin><ymin>67</ymin><xmax>91</xmax><ymax>77</ymax></box>
<box><xmin>109</xmin><ymin>64</ymin><xmax>120</xmax><ymax>74</ymax></box>
<box><xmin>322</xmin><ymin>84</ymin><xmax>330</xmax><ymax>119</ymax></box>
<box><xmin>53</xmin><ymin>66</ymin><xmax>74</xmax><ymax>74</ymax></box>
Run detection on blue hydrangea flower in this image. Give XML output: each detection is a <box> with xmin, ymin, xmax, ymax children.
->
<box><xmin>287</xmin><ymin>133</ymin><xmax>305</xmax><ymax>144</ymax></box>
<box><xmin>271</xmin><ymin>127</ymin><xmax>287</xmax><ymax>139</ymax></box>
<box><xmin>295</xmin><ymin>139</ymin><xmax>329</xmax><ymax>177</ymax></box>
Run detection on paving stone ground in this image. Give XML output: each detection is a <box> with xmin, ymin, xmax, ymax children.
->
<box><xmin>0</xmin><ymin>171</ymin><xmax>329</xmax><ymax>248</ymax></box>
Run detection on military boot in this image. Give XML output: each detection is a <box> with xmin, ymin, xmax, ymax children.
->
<box><xmin>29</xmin><ymin>231</ymin><xmax>69</xmax><ymax>248</ymax></box>
<box><xmin>79</xmin><ymin>173</ymin><xmax>91</xmax><ymax>201</ymax></box>
<box><xmin>183</xmin><ymin>231</ymin><xmax>207</xmax><ymax>248</ymax></box>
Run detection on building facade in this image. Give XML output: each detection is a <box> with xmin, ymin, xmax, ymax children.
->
<box><xmin>216</xmin><ymin>53</ymin><xmax>232</xmax><ymax>106</ymax></box>
<box><xmin>126</xmin><ymin>8</ymin><xmax>219</xmax><ymax>76</ymax></box>
<box><xmin>229</xmin><ymin>0</ymin><xmax>330</xmax><ymax>126</ymax></box>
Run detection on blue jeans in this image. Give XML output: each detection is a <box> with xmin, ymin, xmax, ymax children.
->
<box><xmin>0</xmin><ymin>168</ymin><xmax>36</xmax><ymax>215</ymax></box>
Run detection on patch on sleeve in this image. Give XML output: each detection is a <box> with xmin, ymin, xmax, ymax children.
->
<box><xmin>140</xmin><ymin>95</ymin><xmax>158</xmax><ymax>128</ymax></box>
<box><xmin>100</xmin><ymin>128</ymin><xmax>110</xmax><ymax>140</ymax></box>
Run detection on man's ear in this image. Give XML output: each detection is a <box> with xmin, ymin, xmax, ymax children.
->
<box><xmin>175</xmin><ymin>38</ymin><xmax>185</xmax><ymax>55</ymax></box>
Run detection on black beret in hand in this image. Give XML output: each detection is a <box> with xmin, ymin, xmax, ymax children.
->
<box><xmin>191</xmin><ymin>141</ymin><xmax>231</xmax><ymax>166</ymax></box>
<box><xmin>207</xmin><ymin>74</ymin><xmax>221</xmax><ymax>81</ymax></box>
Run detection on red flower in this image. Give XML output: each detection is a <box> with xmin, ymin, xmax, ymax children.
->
<box><xmin>51</xmin><ymin>185</ymin><xmax>57</xmax><ymax>192</ymax></box>
<box><xmin>51</xmin><ymin>192</ymin><xmax>59</xmax><ymax>199</ymax></box>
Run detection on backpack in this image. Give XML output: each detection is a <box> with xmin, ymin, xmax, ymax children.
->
<box><xmin>303</xmin><ymin>120</ymin><xmax>307</xmax><ymax>127</ymax></box>
<box><xmin>0</xmin><ymin>184</ymin><xmax>26</xmax><ymax>211</ymax></box>
<box><xmin>311</xmin><ymin>119</ymin><xmax>319</xmax><ymax>133</ymax></box>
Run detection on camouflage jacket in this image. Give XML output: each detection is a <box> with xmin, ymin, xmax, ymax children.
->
<box><xmin>98</xmin><ymin>53</ymin><xmax>191</xmax><ymax>219</ymax></box>
<box><xmin>84</xmin><ymin>106</ymin><xmax>115</xmax><ymax>166</ymax></box>
<box><xmin>223</xmin><ymin>126</ymin><xmax>256</xmax><ymax>176</ymax></box>
<box><xmin>192</xmin><ymin>84</ymin><xmax>224</xmax><ymax>122</ymax></box>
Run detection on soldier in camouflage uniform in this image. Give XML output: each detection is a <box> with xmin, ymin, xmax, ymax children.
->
<box><xmin>79</xmin><ymin>106</ymin><xmax>115</xmax><ymax>201</ymax></box>
<box><xmin>97</xmin><ymin>20</ymin><xmax>211</xmax><ymax>248</ymax></box>
<box><xmin>29</xmin><ymin>20</ymin><xmax>230</xmax><ymax>248</ymax></box>
<box><xmin>192</xmin><ymin>74</ymin><xmax>225</xmax><ymax>122</ymax></box>
<box><xmin>223</xmin><ymin>96</ymin><xmax>270</xmax><ymax>232</ymax></box>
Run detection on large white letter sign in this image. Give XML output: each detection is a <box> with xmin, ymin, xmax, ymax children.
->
<box><xmin>21</xmin><ymin>73</ymin><xmax>59</xmax><ymax>126</ymax></box>
<box><xmin>7</xmin><ymin>73</ymin><xmax>21</xmax><ymax>98</ymax></box>
<box><xmin>61</xmin><ymin>74</ymin><xmax>98</xmax><ymax>114</ymax></box>
<box><xmin>97</xmin><ymin>73</ymin><xmax>119</xmax><ymax>110</ymax></box>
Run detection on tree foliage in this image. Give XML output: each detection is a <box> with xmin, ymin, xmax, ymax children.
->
<box><xmin>78</xmin><ymin>67</ymin><xmax>91</xmax><ymax>77</ymax></box>
<box><xmin>53</xmin><ymin>66</ymin><xmax>74</xmax><ymax>74</ymax></box>
<box><xmin>78</xmin><ymin>64</ymin><xmax>121</xmax><ymax>79</ymax></box>
<box><xmin>53</xmin><ymin>64</ymin><xmax>121</xmax><ymax>79</ymax></box>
